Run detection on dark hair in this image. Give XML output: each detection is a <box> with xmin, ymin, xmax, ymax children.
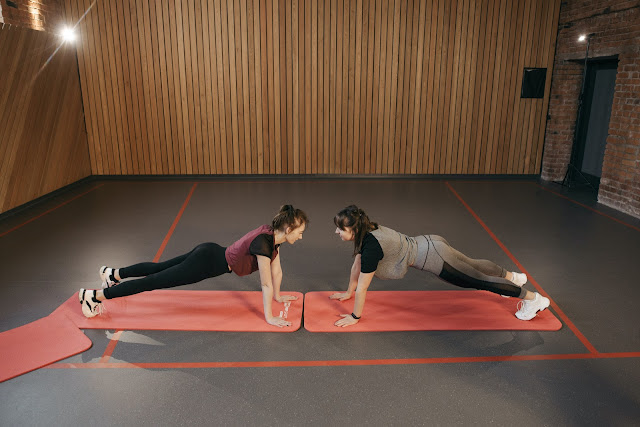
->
<box><xmin>334</xmin><ymin>205</ymin><xmax>378</xmax><ymax>256</ymax></box>
<box><xmin>271</xmin><ymin>205</ymin><xmax>309</xmax><ymax>231</ymax></box>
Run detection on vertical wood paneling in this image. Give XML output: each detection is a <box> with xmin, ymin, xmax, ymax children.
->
<box><xmin>200</xmin><ymin>0</ymin><xmax>213</xmax><ymax>174</ymax></box>
<box><xmin>311</xmin><ymin>0</ymin><xmax>318</xmax><ymax>173</ymax></box>
<box><xmin>409</xmin><ymin>0</ymin><xmax>424</xmax><ymax>174</ymax></box>
<box><xmin>361</xmin><ymin>0</ymin><xmax>373</xmax><ymax>174</ymax></box>
<box><xmin>192</xmin><ymin>0</ymin><xmax>205</xmax><ymax>174</ymax></box>
<box><xmin>291</xmin><ymin>0</ymin><xmax>299</xmax><ymax>173</ymax></box>
<box><xmin>73</xmin><ymin>0</ymin><xmax>97</xmax><ymax>174</ymax></box>
<box><xmin>272</xmin><ymin>0</ymin><xmax>282</xmax><ymax>173</ymax></box>
<box><xmin>119</xmin><ymin>2</ymin><xmax>135</xmax><ymax>174</ymax></box>
<box><xmin>226</xmin><ymin>0</ymin><xmax>239</xmax><ymax>172</ymax></box>
<box><xmin>317</xmin><ymin>0</ymin><xmax>325</xmax><ymax>173</ymax></box>
<box><xmin>65</xmin><ymin>0</ymin><xmax>559</xmax><ymax>176</ymax></box>
<box><xmin>458</xmin><ymin>0</ymin><xmax>472</xmax><ymax>173</ymax></box>
<box><xmin>305</xmin><ymin>0</ymin><xmax>313</xmax><ymax>173</ymax></box>
<box><xmin>0</xmin><ymin>25</ymin><xmax>90</xmax><ymax>213</ymax></box>
<box><xmin>168</xmin><ymin>0</ymin><xmax>185</xmax><ymax>173</ymax></box>
<box><xmin>322</xmin><ymin>0</ymin><xmax>330</xmax><ymax>174</ymax></box>
<box><xmin>298</xmin><ymin>0</ymin><xmax>306</xmax><ymax>173</ymax></box>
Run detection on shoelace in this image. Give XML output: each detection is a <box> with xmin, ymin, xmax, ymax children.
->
<box><xmin>87</xmin><ymin>291</ymin><xmax>105</xmax><ymax>315</ymax></box>
<box><xmin>93</xmin><ymin>302</ymin><xmax>105</xmax><ymax>316</ymax></box>
<box><xmin>101</xmin><ymin>267</ymin><xmax>119</xmax><ymax>288</ymax></box>
<box><xmin>101</xmin><ymin>278</ymin><xmax>120</xmax><ymax>289</ymax></box>
<box><xmin>516</xmin><ymin>299</ymin><xmax>527</xmax><ymax>313</ymax></box>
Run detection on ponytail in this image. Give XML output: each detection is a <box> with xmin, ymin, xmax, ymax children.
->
<box><xmin>334</xmin><ymin>205</ymin><xmax>378</xmax><ymax>256</ymax></box>
<box><xmin>272</xmin><ymin>204</ymin><xmax>309</xmax><ymax>231</ymax></box>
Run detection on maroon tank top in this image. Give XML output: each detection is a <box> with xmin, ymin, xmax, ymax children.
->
<box><xmin>224</xmin><ymin>224</ymin><xmax>278</xmax><ymax>276</ymax></box>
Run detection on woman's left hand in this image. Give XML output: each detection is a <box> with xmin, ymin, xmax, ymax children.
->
<box><xmin>275</xmin><ymin>294</ymin><xmax>298</xmax><ymax>303</ymax></box>
<box><xmin>335</xmin><ymin>314</ymin><xmax>359</xmax><ymax>327</ymax></box>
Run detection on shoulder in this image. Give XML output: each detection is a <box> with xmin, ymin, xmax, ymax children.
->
<box><xmin>254</xmin><ymin>224</ymin><xmax>274</xmax><ymax>235</ymax></box>
<box><xmin>361</xmin><ymin>232</ymin><xmax>382</xmax><ymax>254</ymax></box>
<box><xmin>251</xmin><ymin>233</ymin><xmax>274</xmax><ymax>244</ymax></box>
<box><xmin>249</xmin><ymin>233</ymin><xmax>276</xmax><ymax>257</ymax></box>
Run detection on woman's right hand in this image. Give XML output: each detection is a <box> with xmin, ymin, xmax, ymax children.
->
<box><xmin>329</xmin><ymin>292</ymin><xmax>352</xmax><ymax>301</ymax></box>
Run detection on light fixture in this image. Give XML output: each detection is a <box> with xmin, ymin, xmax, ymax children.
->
<box><xmin>578</xmin><ymin>34</ymin><xmax>587</xmax><ymax>42</ymax></box>
<box><xmin>61</xmin><ymin>26</ymin><xmax>76</xmax><ymax>42</ymax></box>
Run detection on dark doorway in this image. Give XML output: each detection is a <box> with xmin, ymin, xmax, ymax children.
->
<box><xmin>574</xmin><ymin>57</ymin><xmax>618</xmax><ymax>189</ymax></box>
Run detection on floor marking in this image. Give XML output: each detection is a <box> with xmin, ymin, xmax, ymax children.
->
<box><xmin>445</xmin><ymin>182</ymin><xmax>599</xmax><ymax>354</ymax></box>
<box><xmin>99</xmin><ymin>183</ymin><xmax>198</xmax><ymax>361</ymax></box>
<box><xmin>47</xmin><ymin>351</ymin><xmax>640</xmax><ymax>370</ymax></box>
<box><xmin>99</xmin><ymin>331</ymin><xmax>123</xmax><ymax>363</ymax></box>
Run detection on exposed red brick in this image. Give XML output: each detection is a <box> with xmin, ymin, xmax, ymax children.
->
<box><xmin>542</xmin><ymin>0</ymin><xmax>640</xmax><ymax>219</ymax></box>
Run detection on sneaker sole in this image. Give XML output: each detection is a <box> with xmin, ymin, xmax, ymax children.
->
<box><xmin>99</xmin><ymin>266</ymin><xmax>108</xmax><ymax>288</ymax></box>
<box><xmin>79</xmin><ymin>288</ymin><xmax>98</xmax><ymax>318</ymax></box>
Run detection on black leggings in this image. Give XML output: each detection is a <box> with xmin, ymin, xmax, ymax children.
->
<box><xmin>103</xmin><ymin>243</ymin><xmax>230</xmax><ymax>299</ymax></box>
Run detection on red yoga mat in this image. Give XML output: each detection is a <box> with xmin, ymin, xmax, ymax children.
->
<box><xmin>303</xmin><ymin>291</ymin><xmax>562</xmax><ymax>332</ymax></box>
<box><xmin>0</xmin><ymin>311</ymin><xmax>92</xmax><ymax>383</ymax></box>
<box><xmin>54</xmin><ymin>290</ymin><xmax>303</xmax><ymax>332</ymax></box>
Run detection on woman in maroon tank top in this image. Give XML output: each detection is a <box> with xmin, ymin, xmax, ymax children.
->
<box><xmin>78</xmin><ymin>205</ymin><xmax>309</xmax><ymax>328</ymax></box>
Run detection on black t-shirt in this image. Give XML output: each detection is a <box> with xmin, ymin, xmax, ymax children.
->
<box><xmin>359</xmin><ymin>233</ymin><xmax>384</xmax><ymax>273</ymax></box>
<box><xmin>249</xmin><ymin>234</ymin><xmax>280</xmax><ymax>259</ymax></box>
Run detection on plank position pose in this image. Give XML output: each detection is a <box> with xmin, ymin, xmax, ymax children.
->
<box><xmin>79</xmin><ymin>205</ymin><xmax>308</xmax><ymax>327</ymax></box>
<box><xmin>330</xmin><ymin>205</ymin><xmax>550</xmax><ymax>327</ymax></box>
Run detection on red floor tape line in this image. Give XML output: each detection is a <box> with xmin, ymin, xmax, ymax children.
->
<box><xmin>303</xmin><ymin>291</ymin><xmax>563</xmax><ymax>332</ymax></box>
<box><xmin>0</xmin><ymin>311</ymin><xmax>92</xmax><ymax>383</ymax></box>
<box><xmin>54</xmin><ymin>290</ymin><xmax>303</xmax><ymax>332</ymax></box>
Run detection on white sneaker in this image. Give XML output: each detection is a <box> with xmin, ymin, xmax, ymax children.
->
<box><xmin>515</xmin><ymin>292</ymin><xmax>550</xmax><ymax>320</ymax></box>
<box><xmin>502</xmin><ymin>272</ymin><xmax>528</xmax><ymax>298</ymax></box>
<box><xmin>79</xmin><ymin>288</ymin><xmax>103</xmax><ymax>318</ymax></box>
<box><xmin>511</xmin><ymin>272</ymin><xmax>528</xmax><ymax>286</ymax></box>
<box><xmin>99</xmin><ymin>266</ymin><xmax>119</xmax><ymax>288</ymax></box>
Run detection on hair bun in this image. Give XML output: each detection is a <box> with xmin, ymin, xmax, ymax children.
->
<box><xmin>273</xmin><ymin>205</ymin><xmax>309</xmax><ymax>231</ymax></box>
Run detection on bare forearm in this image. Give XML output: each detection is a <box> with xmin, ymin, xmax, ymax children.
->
<box><xmin>334</xmin><ymin>271</ymin><xmax>374</xmax><ymax>327</ymax></box>
<box><xmin>272</xmin><ymin>270</ymin><xmax>283</xmax><ymax>299</ymax></box>
<box><xmin>347</xmin><ymin>258</ymin><xmax>361</xmax><ymax>294</ymax></box>
<box><xmin>262</xmin><ymin>283</ymin><xmax>274</xmax><ymax>320</ymax></box>
<box><xmin>352</xmin><ymin>290</ymin><xmax>367</xmax><ymax>317</ymax></box>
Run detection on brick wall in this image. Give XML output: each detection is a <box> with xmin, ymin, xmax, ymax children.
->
<box><xmin>541</xmin><ymin>0</ymin><xmax>640</xmax><ymax>218</ymax></box>
<box><xmin>0</xmin><ymin>0</ymin><xmax>62</xmax><ymax>31</ymax></box>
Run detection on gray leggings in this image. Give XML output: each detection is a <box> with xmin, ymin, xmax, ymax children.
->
<box><xmin>412</xmin><ymin>235</ymin><xmax>525</xmax><ymax>298</ymax></box>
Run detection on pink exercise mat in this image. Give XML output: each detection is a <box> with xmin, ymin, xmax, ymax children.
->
<box><xmin>303</xmin><ymin>291</ymin><xmax>562</xmax><ymax>332</ymax></box>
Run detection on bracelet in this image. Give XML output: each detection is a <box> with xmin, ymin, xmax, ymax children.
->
<box><xmin>351</xmin><ymin>313</ymin><xmax>361</xmax><ymax>320</ymax></box>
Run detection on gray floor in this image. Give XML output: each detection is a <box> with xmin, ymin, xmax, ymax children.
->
<box><xmin>1</xmin><ymin>178</ymin><xmax>639</xmax><ymax>426</ymax></box>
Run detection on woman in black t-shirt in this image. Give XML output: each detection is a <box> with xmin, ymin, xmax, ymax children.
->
<box><xmin>331</xmin><ymin>205</ymin><xmax>551</xmax><ymax>327</ymax></box>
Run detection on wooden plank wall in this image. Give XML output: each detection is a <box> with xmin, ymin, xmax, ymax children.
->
<box><xmin>0</xmin><ymin>26</ymin><xmax>90</xmax><ymax>214</ymax></box>
<box><xmin>65</xmin><ymin>0</ymin><xmax>560</xmax><ymax>175</ymax></box>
